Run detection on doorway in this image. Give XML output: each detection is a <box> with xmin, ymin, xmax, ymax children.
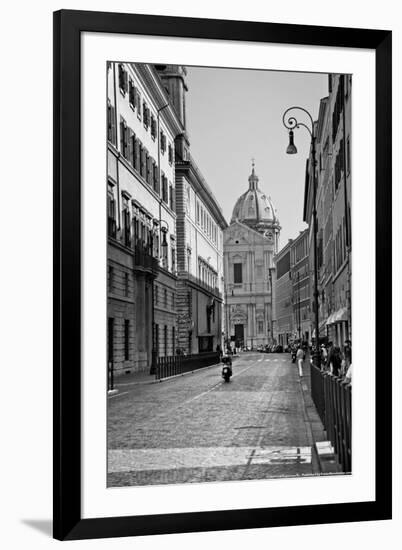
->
<box><xmin>234</xmin><ymin>324</ymin><xmax>244</xmax><ymax>348</ymax></box>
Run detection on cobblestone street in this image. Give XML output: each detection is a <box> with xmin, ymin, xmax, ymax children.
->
<box><xmin>107</xmin><ymin>353</ymin><xmax>325</xmax><ymax>486</ymax></box>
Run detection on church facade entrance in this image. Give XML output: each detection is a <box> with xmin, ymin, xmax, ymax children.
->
<box><xmin>223</xmin><ymin>162</ymin><xmax>281</xmax><ymax>351</ymax></box>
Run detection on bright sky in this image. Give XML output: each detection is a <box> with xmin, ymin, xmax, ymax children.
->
<box><xmin>185</xmin><ymin>66</ymin><xmax>328</xmax><ymax>247</ymax></box>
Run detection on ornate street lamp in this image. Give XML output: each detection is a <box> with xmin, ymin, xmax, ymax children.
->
<box><xmin>159</xmin><ymin>219</ymin><xmax>169</xmax><ymax>266</ymax></box>
<box><xmin>282</xmin><ymin>106</ymin><xmax>320</xmax><ymax>368</ymax></box>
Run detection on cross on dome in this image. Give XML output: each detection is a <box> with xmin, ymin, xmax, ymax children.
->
<box><xmin>249</xmin><ymin>159</ymin><xmax>259</xmax><ymax>190</ymax></box>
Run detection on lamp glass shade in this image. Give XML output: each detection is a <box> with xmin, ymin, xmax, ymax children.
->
<box><xmin>286</xmin><ymin>130</ymin><xmax>298</xmax><ymax>155</ymax></box>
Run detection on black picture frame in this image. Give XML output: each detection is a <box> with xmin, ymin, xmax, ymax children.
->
<box><xmin>53</xmin><ymin>9</ymin><xmax>392</xmax><ymax>541</ymax></box>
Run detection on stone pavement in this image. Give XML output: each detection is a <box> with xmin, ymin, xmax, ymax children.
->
<box><xmin>107</xmin><ymin>352</ymin><xmax>340</xmax><ymax>487</ymax></box>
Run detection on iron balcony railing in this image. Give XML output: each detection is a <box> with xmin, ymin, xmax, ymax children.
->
<box><xmin>155</xmin><ymin>351</ymin><xmax>220</xmax><ymax>380</ymax></box>
<box><xmin>310</xmin><ymin>365</ymin><xmax>352</xmax><ymax>472</ymax></box>
<box><xmin>179</xmin><ymin>271</ymin><xmax>222</xmax><ymax>300</ymax></box>
<box><xmin>133</xmin><ymin>244</ymin><xmax>159</xmax><ymax>274</ymax></box>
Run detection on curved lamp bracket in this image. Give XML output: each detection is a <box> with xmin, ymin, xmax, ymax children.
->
<box><xmin>282</xmin><ymin>106</ymin><xmax>314</xmax><ymax>137</ymax></box>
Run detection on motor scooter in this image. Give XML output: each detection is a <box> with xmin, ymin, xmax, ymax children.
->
<box><xmin>221</xmin><ymin>354</ymin><xmax>232</xmax><ymax>382</ymax></box>
<box><xmin>291</xmin><ymin>348</ymin><xmax>297</xmax><ymax>363</ymax></box>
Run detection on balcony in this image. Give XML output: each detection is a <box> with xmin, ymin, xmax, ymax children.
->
<box><xmin>133</xmin><ymin>244</ymin><xmax>159</xmax><ymax>276</ymax></box>
<box><xmin>179</xmin><ymin>271</ymin><xmax>222</xmax><ymax>300</ymax></box>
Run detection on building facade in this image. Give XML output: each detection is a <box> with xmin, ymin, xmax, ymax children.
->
<box><xmin>274</xmin><ymin>229</ymin><xmax>311</xmax><ymax>347</ymax></box>
<box><xmin>303</xmin><ymin>74</ymin><xmax>352</xmax><ymax>347</ymax></box>
<box><xmin>107</xmin><ymin>62</ymin><xmax>184</xmax><ymax>375</ymax></box>
<box><xmin>156</xmin><ymin>65</ymin><xmax>228</xmax><ymax>355</ymax></box>
<box><xmin>274</xmin><ymin>240</ymin><xmax>293</xmax><ymax>347</ymax></box>
<box><xmin>290</xmin><ymin>229</ymin><xmax>311</xmax><ymax>344</ymax></box>
<box><xmin>223</xmin><ymin>164</ymin><xmax>280</xmax><ymax>349</ymax></box>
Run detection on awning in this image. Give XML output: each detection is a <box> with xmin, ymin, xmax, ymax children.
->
<box><xmin>326</xmin><ymin>307</ymin><xmax>349</xmax><ymax>325</ymax></box>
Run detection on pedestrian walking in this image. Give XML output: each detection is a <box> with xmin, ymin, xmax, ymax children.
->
<box><xmin>343</xmin><ymin>339</ymin><xmax>352</xmax><ymax>372</ymax></box>
<box><xmin>325</xmin><ymin>341</ymin><xmax>334</xmax><ymax>372</ymax></box>
<box><xmin>296</xmin><ymin>346</ymin><xmax>305</xmax><ymax>377</ymax></box>
<box><xmin>320</xmin><ymin>343</ymin><xmax>328</xmax><ymax>369</ymax></box>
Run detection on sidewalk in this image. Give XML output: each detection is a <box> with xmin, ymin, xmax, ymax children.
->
<box><xmin>111</xmin><ymin>369</ymin><xmax>156</xmax><ymax>388</ymax></box>
<box><xmin>110</xmin><ymin>357</ymin><xmax>227</xmax><ymax>390</ymax></box>
<box><xmin>299</xmin><ymin>358</ymin><xmax>341</xmax><ymax>474</ymax></box>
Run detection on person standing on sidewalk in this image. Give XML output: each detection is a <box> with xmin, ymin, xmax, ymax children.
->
<box><xmin>325</xmin><ymin>341</ymin><xmax>334</xmax><ymax>372</ymax></box>
<box><xmin>296</xmin><ymin>345</ymin><xmax>305</xmax><ymax>377</ymax></box>
<box><xmin>330</xmin><ymin>346</ymin><xmax>342</xmax><ymax>376</ymax></box>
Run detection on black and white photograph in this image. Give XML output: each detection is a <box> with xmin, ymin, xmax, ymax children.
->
<box><xmin>0</xmin><ymin>0</ymin><xmax>397</xmax><ymax>545</ymax></box>
<box><xmin>106</xmin><ymin>62</ymin><xmax>352</xmax><ymax>488</ymax></box>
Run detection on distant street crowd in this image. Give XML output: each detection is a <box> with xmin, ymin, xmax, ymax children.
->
<box><xmin>290</xmin><ymin>339</ymin><xmax>352</xmax><ymax>383</ymax></box>
<box><xmin>318</xmin><ymin>340</ymin><xmax>352</xmax><ymax>384</ymax></box>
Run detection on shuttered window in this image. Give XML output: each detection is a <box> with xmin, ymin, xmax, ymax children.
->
<box><xmin>107</xmin><ymin>192</ymin><xmax>116</xmax><ymax>238</ymax></box>
<box><xmin>128</xmin><ymin>128</ymin><xmax>134</xmax><ymax>166</ymax></box>
<box><xmin>123</xmin><ymin>208</ymin><xmax>131</xmax><ymax>247</ymax></box>
<box><xmin>118</xmin><ymin>64</ymin><xmax>128</xmax><ymax>93</ymax></box>
<box><xmin>151</xmin><ymin>115</ymin><xmax>156</xmax><ymax>139</ymax></box>
<box><xmin>161</xmin><ymin>174</ymin><xmax>168</xmax><ymax>203</ymax></box>
<box><xmin>128</xmin><ymin>79</ymin><xmax>135</xmax><ymax>107</ymax></box>
<box><xmin>145</xmin><ymin>152</ymin><xmax>151</xmax><ymax>184</ymax></box>
<box><xmin>140</xmin><ymin>145</ymin><xmax>146</xmax><ymax>177</ymax></box>
<box><xmin>147</xmin><ymin>156</ymin><xmax>153</xmax><ymax>186</ymax></box>
<box><xmin>160</xmin><ymin>131</ymin><xmax>166</xmax><ymax>154</ymax></box>
<box><xmin>153</xmin><ymin>162</ymin><xmax>159</xmax><ymax>193</ymax></box>
<box><xmin>134</xmin><ymin>137</ymin><xmax>140</xmax><ymax>171</ymax></box>
<box><xmin>169</xmin><ymin>183</ymin><xmax>174</xmax><ymax>211</ymax></box>
<box><xmin>120</xmin><ymin>117</ymin><xmax>128</xmax><ymax>158</ymax></box>
<box><xmin>107</xmin><ymin>101</ymin><xmax>117</xmax><ymax>145</ymax></box>
<box><xmin>135</xmin><ymin>89</ymin><xmax>141</xmax><ymax>118</ymax></box>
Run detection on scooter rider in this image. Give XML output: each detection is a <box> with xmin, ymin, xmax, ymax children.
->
<box><xmin>221</xmin><ymin>350</ymin><xmax>233</xmax><ymax>379</ymax></box>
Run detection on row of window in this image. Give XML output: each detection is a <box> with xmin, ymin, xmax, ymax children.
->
<box><xmin>107</xmin><ymin>317</ymin><xmax>131</xmax><ymax>362</ymax></box>
<box><xmin>154</xmin><ymin>323</ymin><xmax>176</xmax><ymax>357</ymax></box>
<box><xmin>291</xmin><ymin>235</ymin><xmax>308</xmax><ymax>265</ymax></box>
<box><xmin>196</xmin><ymin>201</ymin><xmax>218</xmax><ymax>244</ymax></box>
<box><xmin>108</xmin><ymin>265</ymin><xmax>132</xmax><ymax>297</ymax></box>
<box><xmin>117</xmin><ymin>64</ymin><xmax>174</xmax><ymax>162</ymax></box>
<box><xmin>108</xmin><ymin>317</ymin><xmax>177</xmax><ymax>362</ymax></box>
<box><xmin>117</xmin><ymin>115</ymin><xmax>175</xmax><ymax>210</ymax></box>
<box><xmin>108</xmin><ymin>192</ymin><xmax>176</xmax><ymax>273</ymax></box>
<box><xmin>232</xmin><ymin>263</ymin><xmax>275</xmax><ymax>285</ymax></box>
<box><xmin>334</xmin><ymin>217</ymin><xmax>347</xmax><ymax>273</ymax></box>
<box><xmin>198</xmin><ymin>259</ymin><xmax>218</xmax><ymax>289</ymax></box>
<box><xmin>154</xmin><ymin>285</ymin><xmax>176</xmax><ymax>309</ymax></box>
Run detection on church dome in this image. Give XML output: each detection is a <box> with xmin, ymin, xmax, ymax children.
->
<box><xmin>230</xmin><ymin>162</ymin><xmax>279</xmax><ymax>231</ymax></box>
